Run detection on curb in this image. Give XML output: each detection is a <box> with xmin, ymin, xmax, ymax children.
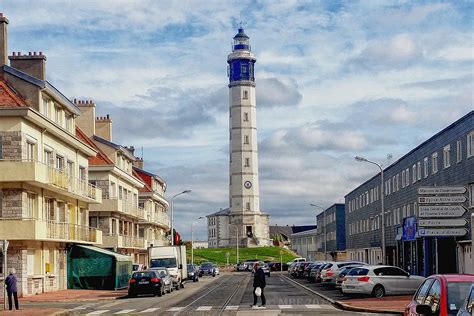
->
<box><xmin>22</xmin><ymin>296</ymin><xmax>125</xmax><ymax>303</ymax></box>
<box><xmin>280</xmin><ymin>275</ymin><xmax>403</xmax><ymax>315</ymax></box>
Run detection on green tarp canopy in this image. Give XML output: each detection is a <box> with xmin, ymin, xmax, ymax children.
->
<box><xmin>67</xmin><ymin>245</ymin><xmax>132</xmax><ymax>290</ymax></box>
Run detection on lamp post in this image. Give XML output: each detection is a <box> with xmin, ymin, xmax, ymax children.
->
<box><xmin>170</xmin><ymin>190</ymin><xmax>191</xmax><ymax>246</ymax></box>
<box><xmin>191</xmin><ymin>216</ymin><xmax>204</xmax><ymax>266</ymax></box>
<box><xmin>310</xmin><ymin>203</ymin><xmax>326</xmax><ymax>260</ymax></box>
<box><xmin>355</xmin><ymin>156</ymin><xmax>385</xmax><ymax>265</ymax></box>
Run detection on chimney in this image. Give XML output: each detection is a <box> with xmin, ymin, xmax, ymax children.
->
<box><xmin>75</xmin><ymin>99</ymin><xmax>96</xmax><ymax>137</ymax></box>
<box><xmin>95</xmin><ymin>113</ymin><xmax>112</xmax><ymax>141</ymax></box>
<box><xmin>9</xmin><ymin>51</ymin><xmax>47</xmax><ymax>80</ymax></box>
<box><xmin>0</xmin><ymin>13</ymin><xmax>8</xmax><ymax>66</ymax></box>
<box><xmin>133</xmin><ymin>157</ymin><xmax>144</xmax><ymax>169</ymax></box>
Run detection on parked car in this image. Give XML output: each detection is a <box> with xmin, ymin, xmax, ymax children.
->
<box><xmin>288</xmin><ymin>262</ymin><xmax>298</xmax><ymax>276</ymax></box>
<box><xmin>128</xmin><ymin>270</ymin><xmax>166</xmax><ymax>297</ymax></box>
<box><xmin>321</xmin><ymin>261</ymin><xmax>366</xmax><ymax>286</ymax></box>
<box><xmin>308</xmin><ymin>262</ymin><xmax>326</xmax><ymax>283</ymax></box>
<box><xmin>457</xmin><ymin>284</ymin><xmax>474</xmax><ymax>316</ymax></box>
<box><xmin>213</xmin><ymin>264</ymin><xmax>220</xmax><ymax>276</ymax></box>
<box><xmin>335</xmin><ymin>264</ymin><xmax>366</xmax><ymax>290</ymax></box>
<box><xmin>262</xmin><ymin>264</ymin><xmax>271</xmax><ymax>277</ymax></box>
<box><xmin>404</xmin><ymin>274</ymin><xmax>474</xmax><ymax>316</ymax></box>
<box><xmin>236</xmin><ymin>262</ymin><xmax>247</xmax><ymax>271</ymax></box>
<box><xmin>314</xmin><ymin>262</ymin><xmax>332</xmax><ymax>283</ymax></box>
<box><xmin>187</xmin><ymin>264</ymin><xmax>199</xmax><ymax>282</ymax></box>
<box><xmin>132</xmin><ymin>263</ymin><xmax>144</xmax><ymax>272</ymax></box>
<box><xmin>149</xmin><ymin>267</ymin><xmax>173</xmax><ymax>293</ymax></box>
<box><xmin>342</xmin><ymin>265</ymin><xmax>425</xmax><ymax>298</ymax></box>
<box><xmin>199</xmin><ymin>262</ymin><xmax>218</xmax><ymax>277</ymax></box>
<box><xmin>303</xmin><ymin>262</ymin><xmax>317</xmax><ymax>279</ymax></box>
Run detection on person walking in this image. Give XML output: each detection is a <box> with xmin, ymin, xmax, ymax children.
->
<box><xmin>251</xmin><ymin>262</ymin><xmax>266</xmax><ymax>308</ymax></box>
<box><xmin>5</xmin><ymin>269</ymin><xmax>19</xmax><ymax>310</ymax></box>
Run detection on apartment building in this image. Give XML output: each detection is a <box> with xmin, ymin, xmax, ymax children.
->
<box><xmin>315</xmin><ymin>204</ymin><xmax>346</xmax><ymax>261</ymax></box>
<box><xmin>345</xmin><ymin>111</ymin><xmax>473</xmax><ymax>276</ymax></box>
<box><xmin>75</xmin><ymin>101</ymin><xmax>150</xmax><ymax>263</ymax></box>
<box><xmin>0</xmin><ymin>14</ymin><xmax>102</xmax><ymax>296</ymax></box>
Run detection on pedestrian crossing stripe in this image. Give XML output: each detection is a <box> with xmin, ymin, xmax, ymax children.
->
<box><xmin>278</xmin><ymin>305</ymin><xmax>293</xmax><ymax>309</ymax></box>
<box><xmin>114</xmin><ymin>309</ymin><xmax>136</xmax><ymax>314</ymax></box>
<box><xmin>305</xmin><ymin>304</ymin><xmax>322</xmax><ymax>308</ymax></box>
<box><xmin>166</xmin><ymin>307</ymin><xmax>184</xmax><ymax>311</ymax></box>
<box><xmin>196</xmin><ymin>306</ymin><xmax>213</xmax><ymax>311</ymax></box>
<box><xmin>139</xmin><ymin>307</ymin><xmax>160</xmax><ymax>313</ymax></box>
<box><xmin>225</xmin><ymin>306</ymin><xmax>239</xmax><ymax>310</ymax></box>
<box><xmin>86</xmin><ymin>311</ymin><xmax>110</xmax><ymax>315</ymax></box>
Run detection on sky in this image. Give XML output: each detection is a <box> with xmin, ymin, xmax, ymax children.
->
<box><xmin>1</xmin><ymin>0</ymin><xmax>472</xmax><ymax>241</ymax></box>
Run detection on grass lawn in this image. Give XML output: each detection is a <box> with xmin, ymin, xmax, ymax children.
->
<box><xmin>187</xmin><ymin>246</ymin><xmax>298</xmax><ymax>266</ymax></box>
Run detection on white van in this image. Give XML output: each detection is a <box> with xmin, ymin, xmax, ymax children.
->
<box><xmin>292</xmin><ymin>258</ymin><xmax>306</xmax><ymax>263</ymax></box>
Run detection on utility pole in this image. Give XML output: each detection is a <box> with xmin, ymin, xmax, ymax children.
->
<box><xmin>2</xmin><ymin>240</ymin><xmax>8</xmax><ymax>310</ymax></box>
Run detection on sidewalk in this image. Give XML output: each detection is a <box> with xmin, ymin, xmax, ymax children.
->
<box><xmin>0</xmin><ymin>308</ymin><xmax>65</xmax><ymax>316</ymax></box>
<box><xmin>335</xmin><ymin>295</ymin><xmax>411</xmax><ymax>314</ymax></box>
<box><xmin>21</xmin><ymin>289</ymin><xmax>128</xmax><ymax>302</ymax></box>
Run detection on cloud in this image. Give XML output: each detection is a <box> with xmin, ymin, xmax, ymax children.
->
<box><xmin>400</xmin><ymin>75</ymin><xmax>472</xmax><ymax>90</ymax></box>
<box><xmin>257</xmin><ymin>77</ymin><xmax>302</xmax><ymax>108</ymax></box>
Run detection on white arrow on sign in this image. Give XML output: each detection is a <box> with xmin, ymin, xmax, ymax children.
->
<box><xmin>418</xmin><ymin>186</ymin><xmax>466</xmax><ymax>195</ymax></box>
<box><xmin>418</xmin><ymin>228</ymin><xmax>467</xmax><ymax>237</ymax></box>
<box><xmin>419</xmin><ymin>218</ymin><xmax>468</xmax><ymax>227</ymax></box>
<box><xmin>418</xmin><ymin>196</ymin><xmax>467</xmax><ymax>204</ymax></box>
<box><xmin>419</xmin><ymin>205</ymin><xmax>467</xmax><ymax>218</ymax></box>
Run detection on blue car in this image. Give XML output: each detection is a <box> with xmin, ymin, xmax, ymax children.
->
<box><xmin>199</xmin><ymin>262</ymin><xmax>218</xmax><ymax>277</ymax></box>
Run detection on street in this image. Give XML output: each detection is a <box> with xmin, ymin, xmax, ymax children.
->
<box><xmin>19</xmin><ymin>272</ymin><xmax>399</xmax><ymax>315</ymax></box>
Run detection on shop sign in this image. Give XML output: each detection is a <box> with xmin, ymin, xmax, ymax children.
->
<box><xmin>419</xmin><ymin>205</ymin><xmax>467</xmax><ymax>218</ymax></box>
<box><xmin>418</xmin><ymin>228</ymin><xmax>467</xmax><ymax>237</ymax></box>
<box><xmin>418</xmin><ymin>196</ymin><xmax>466</xmax><ymax>204</ymax></box>
<box><xmin>418</xmin><ymin>218</ymin><xmax>467</xmax><ymax>227</ymax></box>
<box><xmin>418</xmin><ymin>186</ymin><xmax>466</xmax><ymax>195</ymax></box>
<box><xmin>402</xmin><ymin>216</ymin><xmax>417</xmax><ymax>241</ymax></box>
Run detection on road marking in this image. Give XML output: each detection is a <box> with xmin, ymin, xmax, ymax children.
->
<box><xmin>139</xmin><ymin>308</ymin><xmax>160</xmax><ymax>313</ymax></box>
<box><xmin>167</xmin><ymin>307</ymin><xmax>184</xmax><ymax>311</ymax></box>
<box><xmin>71</xmin><ymin>303</ymin><xmax>95</xmax><ymax>310</ymax></box>
<box><xmin>305</xmin><ymin>304</ymin><xmax>322</xmax><ymax>309</ymax></box>
<box><xmin>225</xmin><ymin>306</ymin><xmax>239</xmax><ymax>310</ymax></box>
<box><xmin>87</xmin><ymin>311</ymin><xmax>110</xmax><ymax>315</ymax></box>
<box><xmin>114</xmin><ymin>309</ymin><xmax>136</xmax><ymax>314</ymax></box>
<box><xmin>278</xmin><ymin>305</ymin><xmax>293</xmax><ymax>309</ymax></box>
<box><xmin>196</xmin><ymin>306</ymin><xmax>213</xmax><ymax>311</ymax></box>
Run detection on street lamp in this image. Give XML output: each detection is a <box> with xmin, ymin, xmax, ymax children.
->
<box><xmin>355</xmin><ymin>156</ymin><xmax>385</xmax><ymax>265</ymax></box>
<box><xmin>191</xmin><ymin>216</ymin><xmax>204</xmax><ymax>266</ymax></box>
<box><xmin>170</xmin><ymin>190</ymin><xmax>191</xmax><ymax>246</ymax></box>
<box><xmin>310</xmin><ymin>203</ymin><xmax>326</xmax><ymax>260</ymax></box>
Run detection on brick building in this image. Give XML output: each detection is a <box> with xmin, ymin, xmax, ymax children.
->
<box><xmin>345</xmin><ymin>111</ymin><xmax>473</xmax><ymax>275</ymax></box>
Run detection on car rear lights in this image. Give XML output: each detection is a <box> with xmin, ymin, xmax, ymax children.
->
<box><xmin>129</xmin><ymin>278</ymin><xmax>136</xmax><ymax>284</ymax></box>
<box><xmin>357</xmin><ymin>276</ymin><xmax>370</xmax><ymax>282</ymax></box>
<box><xmin>150</xmin><ymin>277</ymin><xmax>160</xmax><ymax>283</ymax></box>
<box><xmin>326</xmin><ymin>271</ymin><xmax>334</xmax><ymax>276</ymax></box>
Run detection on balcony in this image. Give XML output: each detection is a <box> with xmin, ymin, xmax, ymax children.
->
<box><xmin>89</xmin><ymin>197</ymin><xmax>145</xmax><ymax>220</ymax></box>
<box><xmin>148</xmin><ymin>237</ymin><xmax>169</xmax><ymax>247</ymax></box>
<box><xmin>141</xmin><ymin>212</ymin><xmax>170</xmax><ymax>228</ymax></box>
<box><xmin>0</xmin><ymin>218</ymin><xmax>102</xmax><ymax>244</ymax></box>
<box><xmin>102</xmin><ymin>234</ymin><xmax>146</xmax><ymax>249</ymax></box>
<box><xmin>0</xmin><ymin>159</ymin><xmax>102</xmax><ymax>204</ymax></box>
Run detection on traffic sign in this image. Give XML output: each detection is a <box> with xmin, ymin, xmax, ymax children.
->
<box><xmin>418</xmin><ymin>186</ymin><xmax>466</xmax><ymax>195</ymax></box>
<box><xmin>418</xmin><ymin>228</ymin><xmax>467</xmax><ymax>237</ymax></box>
<box><xmin>419</xmin><ymin>205</ymin><xmax>467</xmax><ymax>218</ymax></box>
<box><xmin>418</xmin><ymin>196</ymin><xmax>467</xmax><ymax>204</ymax></box>
<box><xmin>418</xmin><ymin>218</ymin><xmax>467</xmax><ymax>227</ymax></box>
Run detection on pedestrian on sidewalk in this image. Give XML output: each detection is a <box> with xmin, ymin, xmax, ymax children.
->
<box><xmin>251</xmin><ymin>262</ymin><xmax>266</xmax><ymax>308</ymax></box>
<box><xmin>5</xmin><ymin>268</ymin><xmax>19</xmax><ymax>310</ymax></box>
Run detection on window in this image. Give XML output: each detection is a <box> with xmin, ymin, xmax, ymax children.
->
<box><xmin>468</xmin><ymin>131</ymin><xmax>474</xmax><ymax>158</ymax></box>
<box><xmin>424</xmin><ymin>279</ymin><xmax>441</xmax><ymax>314</ymax></box>
<box><xmin>443</xmin><ymin>145</ymin><xmax>451</xmax><ymax>168</ymax></box>
<box><xmin>469</xmin><ymin>184</ymin><xmax>474</xmax><ymax>208</ymax></box>
<box><xmin>42</xmin><ymin>98</ymin><xmax>50</xmax><ymax>118</ymax></box>
<box><xmin>246</xmin><ymin>202</ymin><xmax>251</xmax><ymax>210</ymax></box>
<box><xmin>412</xmin><ymin>164</ymin><xmax>416</xmax><ymax>183</ymax></box>
<box><xmin>26</xmin><ymin>193</ymin><xmax>36</xmax><ymax>218</ymax></box>
<box><xmin>44</xmin><ymin>148</ymin><xmax>53</xmax><ymax>166</ymax></box>
<box><xmin>423</xmin><ymin>157</ymin><xmax>428</xmax><ymax>178</ymax></box>
<box><xmin>432</xmin><ymin>152</ymin><xmax>438</xmax><ymax>174</ymax></box>
<box><xmin>417</xmin><ymin>162</ymin><xmax>421</xmax><ymax>180</ymax></box>
<box><xmin>241</xmin><ymin>64</ymin><xmax>247</xmax><ymax>74</ymax></box>
<box><xmin>65</xmin><ymin>114</ymin><xmax>73</xmax><ymax>132</ymax></box>
<box><xmin>244</xmin><ymin>158</ymin><xmax>250</xmax><ymax>167</ymax></box>
<box><xmin>401</xmin><ymin>170</ymin><xmax>405</xmax><ymax>188</ymax></box>
<box><xmin>243</xmin><ymin>90</ymin><xmax>248</xmax><ymax>99</ymax></box>
<box><xmin>54</xmin><ymin>106</ymin><xmax>62</xmax><ymax>125</ymax></box>
<box><xmin>244</xmin><ymin>135</ymin><xmax>249</xmax><ymax>144</ymax></box>
<box><xmin>456</xmin><ymin>139</ymin><xmax>462</xmax><ymax>163</ymax></box>
<box><xmin>243</xmin><ymin>112</ymin><xmax>249</xmax><ymax>122</ymax></box>
<box><xmin>396</xmin><ymin>174</ymin><xmax>400</xmax><ymax>191</ymax></box>
<box><xmin>415</xmin><ymin>279</ymin><xmax>434</xmax><ymax>304</ymax></box>
<box><xmin>56</xmin><ymin>155</ymin><xmax>64</xmax><ymax>170</ymax></box>
<box><xmin>405</xmin><ymin>168</ymin><xmax>410</xmax><ymax>186</ymax></box>
<box><xmin>26</xmin><ymin>141</ymin><xmax>36</xmax><ymax>160</ymax></box>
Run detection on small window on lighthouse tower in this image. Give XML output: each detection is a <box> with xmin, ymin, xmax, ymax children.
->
<box><xmin>244</xmin><ymin>135</ymin><xmax>249</xmax><ymax>144</ymax></box>
<box><xmin>243</xmin><ymin>112</ymin><xmax>249</xmax><ymax>121</ymax></box>
<box><xmin>243</xmin><ymin>90</ymin><xmax>248</xmax><ymax>99</ymax></box>
<box><xmin>245</xmin><ymin>158</ymin><xmax>250</xmax><ymax>167</ymax></box>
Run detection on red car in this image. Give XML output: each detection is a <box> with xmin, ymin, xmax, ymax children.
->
<box><xmin>404</xmin><ymin>274</ymin><xmax>474</xmax><ymax>316</ymax></box>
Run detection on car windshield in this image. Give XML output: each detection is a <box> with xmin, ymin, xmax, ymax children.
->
<box><xmin>132</xmin><ymin>272</ymin><xmax>155</xmax><ymax>278</ymax></box>
<box><xmin>201</xmin><ymin>263</ymin><xmax>213</xmax><ymax>268</ymax></box>
<box><xmin>187</xmin><ymin>264</ymin><xmax>194</xmax><ymax>270</ymax></box>
<box><xmin>150</xmin><ymin>258</ymin><xmax>177</xmax><ymax>268</ymax></box>
<box><xmin>347</xmin><ymin>267</ymin><xmax>369</xmax><ymax>276</ymax></box>
<box><xmin>132</xmin><ymin>264</ymin><xmax>140</xmax><ymax>271</ymax></box>
<box><xmin>447</xmin><ymin>282</ymin><xmax>473</xmax><ymax>314</ymax></box>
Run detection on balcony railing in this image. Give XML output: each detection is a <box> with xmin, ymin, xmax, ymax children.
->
<box><xmin>102</xmin><ymin>234</ymin><xmax>146</xmax><ymax>249</ymax></box>
<box><xmin>0</xmin><ymin>218</ymin><xmax>102</xmax><ymax>244</ymax></box>
<box><xmin>0</xmin><ymin>159</ymin><xmax>101</xmax><ymax>203</ymax></box>
<box><xmin>143</xmin><ymin>212</ymin><xmax>170</xmax><ymax>228</ymax></box>
<box><xmin>89</xmin><ymin>197</ymin><xmax>145</xmax><ymax>220</ymax></box>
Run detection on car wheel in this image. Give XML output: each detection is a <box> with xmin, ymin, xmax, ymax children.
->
<box><xmin>175</xmin><ymin>283</ymin><xmax>180</xmax><ymax>290</ymax></box>
<box><xmin>167</xmin><ymin>285</ymin><xmax>172</xmax><ymax>293</ymax></box>
<box><xmin>373</xmin><ymin>285</ymin><xmax>385</xmax><ymax>298</ymax></box>
<box><xmin>157</xmin><ymin>287</ymin><xmax>163</xmax><ymax>297</ymax></box>
<box><xmin>268</xmin><ymin>273</ymin><xmax>271</xmax><ymax>277</ymax></box>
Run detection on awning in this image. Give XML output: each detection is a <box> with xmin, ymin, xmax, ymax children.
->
<box><xmin>75</xmin><ymin>244</ymin><xmax>133</xmax><ymax>262</ymax></box>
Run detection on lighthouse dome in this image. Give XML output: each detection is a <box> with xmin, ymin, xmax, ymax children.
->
<box><xmin>233</xmin><ymin>27</ymin><xmax>250</xmax><ymax>50</ymax></box>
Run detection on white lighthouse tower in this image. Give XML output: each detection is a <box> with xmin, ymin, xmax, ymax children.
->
<box><xmin>206</xmin><ymin>27</ymin><xmax>269</xmax><ymax>248</ymax></box>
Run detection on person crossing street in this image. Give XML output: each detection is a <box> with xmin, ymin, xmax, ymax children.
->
<box><xmin>251</xmin><ymin>262</ymin><xmax>266</xmax><ymax>308</ymax></box>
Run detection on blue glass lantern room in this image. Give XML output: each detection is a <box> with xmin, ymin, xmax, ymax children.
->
<box><xmin>233</xmin><ymin>27</ymin><xmax>250</xmax><ymax>51</ymax></box>
<box><xmin>228</xmin><ymin>28</ymin><xmax>255</xmax><ymax>83</ymax></box>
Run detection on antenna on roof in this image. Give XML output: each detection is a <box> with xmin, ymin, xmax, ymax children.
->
<box><xmin>141</xmin><ymin>146</ymin><xmax>144</xmax><ymax>160</ymax></box>
<box><xmin>387</xmin><ymin>153</ymin><xmax>393</xmax><ymax>166</ymax></box>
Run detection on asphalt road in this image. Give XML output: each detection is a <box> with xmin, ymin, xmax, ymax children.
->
<box><xmin>21</xmin><ymin>272</ymin><xmax>395</xmax><ymax>315</ymax></box>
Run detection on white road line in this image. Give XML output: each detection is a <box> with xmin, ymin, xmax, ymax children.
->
<box><xmin>71</xmin><ymin>303</ymin><xmax>95</xmax><ymax>310</ymax></box>
<box><xmin>139</xmin><ymin>308</ymin><xmax>161</xmax><ymax>313</ymax></box>
<box><xmin>114</xmin><ymin>309</ymin><xmax>136</xmax><ymax>314</ymax></box>
<box><xmin>86</xmin><ymin>311</ymin><xmax>110</xmax><ymax>315</ymax></box>
<box><xmin>225</xmin><ymin>306</ymin><xmax>239</xmax><ymax>310</ymax></box>
<box><xmin>167</xmin><ymin>307</ymin><xmax>184</xmax><ymax>311</ymax></box>
<box><xmin>305</xmin><ymin>304</ymin><xmax>322</xmax><ymax>309</ymax></box>
<box><xmin>278</xmin><ymin>305</ymin><xmax>293</xmax><ymax>309</ymax></box>
<box><xmin>196</xmin><ymin>306</ymin><xmax>213</xmax><ymax>311</ymax></box>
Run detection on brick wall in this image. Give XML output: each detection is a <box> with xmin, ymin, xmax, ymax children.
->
<box><xmin>0</xmin><ymin>131</ymin><xmax>22</xmax><ymax>160</ymax></box>
<box><xmin>94</xmin><ymin>180</ymin><xmax>110</xmax><ymax>198</ymax></box>
<box><xmin>0</xmin><ymin>189</ymin><xmax>26</xmax><ymax>218</ymax></box>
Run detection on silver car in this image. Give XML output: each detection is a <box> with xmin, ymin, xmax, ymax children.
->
<box><xmin>320</xmin><ymin>261</ymin><xmax>365</xmax><ymax>286</ymax></box>
<box><xmin>342</xmin><ymin>265</ymin><xmax>425</xmax><ymax>298</ymax></box>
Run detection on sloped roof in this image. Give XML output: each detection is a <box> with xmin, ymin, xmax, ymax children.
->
<box><xmin>0</xmin><ymin>78</ymin><xmax>28</xmax><ymax>107</ymax></box>
<box><xmin>269</xmin><ymin>225</ymin><xmax>293</xmax><ymax>238</ymax></box>
<box><xmin>76</xmin><ymin>127</ymin><xmax>113</xmax><ymax>165</ymax></box>
<box><xmin>93</xmin><ymin>135</ymin><xmax>136</xmax><ymax>161</ymax></box>
<box><xmin>133</xmin><ymin>169</ymin><xmax>152</xmax><ymax>192</ymax></box>
<box><xmin>207</xmin><ymin>208</ymin><xmax>231</xmax><ymax>217</ymax></box>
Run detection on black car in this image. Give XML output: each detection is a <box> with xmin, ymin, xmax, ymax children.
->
<box><xmin>199</xmin><ymin>262</ymin><xmax>218</xmax><ymax>277</ymax></box>
<box><xmin>128</xmin><ymin>270</ymin><xmax>165</xmax><ymax>297</ymax></box>
<box><xmin>187</xmin><ymin>264</ymin><xmax>199</xmax><ymax>282</ymax></box>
